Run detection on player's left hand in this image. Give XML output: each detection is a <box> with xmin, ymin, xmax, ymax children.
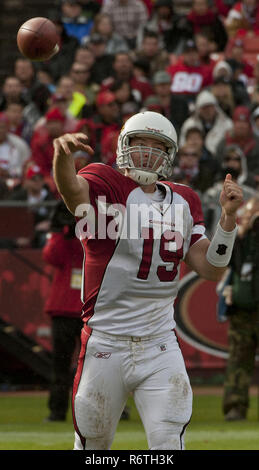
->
<box><xmin>219</xmin><ymin>174</ymin><xmax>243</xmax><ymax>216</ymax></box>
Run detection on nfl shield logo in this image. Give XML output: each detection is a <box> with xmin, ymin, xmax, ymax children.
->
<box><xmin>216</xmin><ymin>244</ymin><xmax>227</xmax><ymax>255</ymax></box>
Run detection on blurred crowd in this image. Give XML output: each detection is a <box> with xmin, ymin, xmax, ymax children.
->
<box><xmin>1</xmin><ymin>0</ymin><xmax>259</xmax><ymax>248</ymax></box>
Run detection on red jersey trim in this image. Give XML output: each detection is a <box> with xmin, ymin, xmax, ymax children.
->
<box><xmin>81</xmin><ymin>236</ymin><xmax>119</xmax><ymax>325</ymax></box>
<box><xmin>190</xmin><ymin>233</ymin><xmax>204</xmax><ymax>247</ymax></box>
<box><xmin>163</xmin><ymin>182</ymin><xmax>205</xmax><ymax>226</ymax></box>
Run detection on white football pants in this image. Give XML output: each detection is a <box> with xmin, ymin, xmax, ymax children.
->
<box><xmin>72</xmin><ymin>327</ymin><xmax>192</xmax><ymax>450</ymax></box>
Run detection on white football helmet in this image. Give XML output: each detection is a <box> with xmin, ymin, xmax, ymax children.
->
<box><xmin>116</xmin><ymin>111</ymin><xmax>178</xmax><ymax>185</ymax></box>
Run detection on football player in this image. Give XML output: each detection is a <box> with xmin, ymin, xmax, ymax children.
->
<box><xmin>53</xmin><ymin>111</ymin><xmax>243</xmax><ymax>450</ymax></box>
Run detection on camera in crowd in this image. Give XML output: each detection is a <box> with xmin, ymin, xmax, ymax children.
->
<box><xmin>49</xmin><ymin>200</ymin><xmax>76</xmax><ymax>239</ymax></box>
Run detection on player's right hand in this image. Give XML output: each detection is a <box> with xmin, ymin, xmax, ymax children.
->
<box><xmin>53</xmin><ymin>133</ymin><xmax>94</xmax><ymax>158</ymax></box>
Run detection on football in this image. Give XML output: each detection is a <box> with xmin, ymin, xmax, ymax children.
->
<box><xmin>17</xmin><ymin>17</ymin><xmax>59</xmax><ymax>61</ymax></box>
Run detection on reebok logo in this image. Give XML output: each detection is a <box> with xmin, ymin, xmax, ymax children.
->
<box><xmin>94</xmin><ymin>352</ymin><xmax>111</xmax><ymax>359</ymax></box>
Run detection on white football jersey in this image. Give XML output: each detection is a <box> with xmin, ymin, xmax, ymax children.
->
<box><xmin>77</xmin><ymin>163</ymin><xmax>206</xmax><ymax>336</ymax></box>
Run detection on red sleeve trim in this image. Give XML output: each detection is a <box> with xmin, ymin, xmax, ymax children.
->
<box><xmin>190</xmin><ymin>233</ymin><xmax>204</xmax><ymax>247</ymax></box>
<box><xmin>164</xmin><ymin>182</ymin><xmax>205</xmax><ymax>226</ymax></box>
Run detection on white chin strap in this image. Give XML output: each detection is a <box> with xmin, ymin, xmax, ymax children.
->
<box><xmin>126</xmin><ymin>169</ymin><xmax>158</xmax><ymax>185</ymax></box>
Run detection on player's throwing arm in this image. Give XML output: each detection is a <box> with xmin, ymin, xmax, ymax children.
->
<box><xmin>53</xmin><ymin>133</ymin><xmax>94</xmax><ymax>214</ymax></box>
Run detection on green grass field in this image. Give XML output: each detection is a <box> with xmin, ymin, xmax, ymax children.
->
<box><xmin>0</xmin><ymin>389</ymin><xmax>259</xmax><ymax>450</ymax></box>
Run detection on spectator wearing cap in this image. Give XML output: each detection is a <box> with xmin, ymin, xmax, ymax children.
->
<box><xmin>101</xmin><ymin>0</ymin><xmax>149</xmax><ymax>49</ymax></box>
<box><xmin>0</xmin><ymin>112</ymin><xmax>31</xmax><ymax>182</ymax></box>
<box><xmin>167</xmin><ymin>39</ymin><xmax>213</xmax><ymax>105</ymax></box>
<box><xmin>187</xmin><ymin>0</ymin><xmax>228</xmax><ymax>51</ymax></box>
<box><xmin>30</xmin><ymin>108</ymin><xmax>66</xmax><ymax>179</ymax></box>
<box><xmin>87</xmin><ymin>13</ymin><xmax>129</xmax><ymax>55</ymax></box>
<box><xmin>88</xmin><ymin>91</ymin><xmax>121</xmax><ymax>163</ymax></box>
<box><xmin>141</xmin><ymin>95</ymin><xmax>164</xmax><ymax>114</ymax></box>
<box><xmin>150</xmin><ymin>70</ymin><xmax>190</xmax><ymax>135</ymax></box>
<box><xmin>94</xmin><ymin>91</ymin><xmax>120</xmax><ymax>126</ymax></box>
<box><xmin>151</xmin><ymin>70</ymin><xmax>172</xmax><ymax>110</ymax></box>
<box><xmin>137</xmin><ymin>0</ymin><xmax>192</xmax><ymax>54</ymax></box>
<box><xmin>132</xmin><ymin>30</ymin><xmax>169</xmax><ymax>79</ymax></box>
<box><xmin>216</xmin><ymin>105</ymin><xmax>259</xmax><ymax>175</ymax></box>
<box><xmin>61</xmin><ymin>0</ymin><xmax>94</xmax><ymax>44</ymax></box>
<box><xmin>180</xmin><ymin>89</ymin><xmax>233</xmax><ymax>155</ymax></box>
<box><xmin>8</xmin><ymin>163</ymin><xmax>56</xmax><ymax>247</ymax></box>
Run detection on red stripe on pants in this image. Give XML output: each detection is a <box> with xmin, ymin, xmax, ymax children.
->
<box><xmin>72</xmin><ymin>324</ymin><xmax>92</xmax><ymax>449</ymax></box>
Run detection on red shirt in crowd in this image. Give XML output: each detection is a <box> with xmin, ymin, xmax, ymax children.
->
<box><xmin>30</xmin><ymin>130</ymin><xmax>55</xmax><ymax>177</ymax></box>
<box><xmin>43</xmin><ymin>232</ymin><xmax>83</xmax><ymax>318</ymax></box>
<box><xmin>167</xmin><ymin>59</ymin><xmax>213</xmax><ymax>96</ymax></box>
<box><xmin>187</xmin><ymin>7</ymin><xmax>217</xmax><ymax>33</ymax></box>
